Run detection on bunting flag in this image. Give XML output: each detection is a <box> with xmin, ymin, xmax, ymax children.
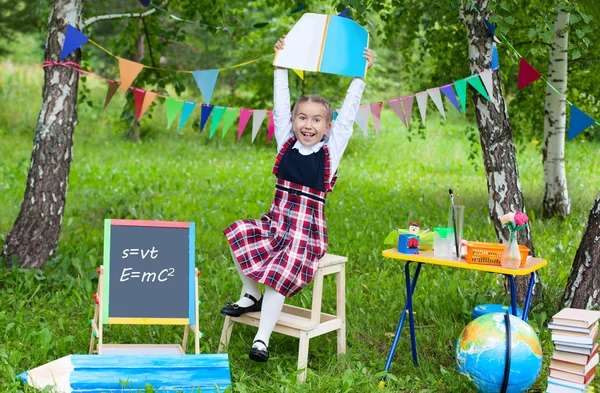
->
<box><xmin>484</xmin><ymin>18</ymin><xmax>496</xmax><ymax>37</ymax></box>
<box><xmin>402</xmin><ymin>96</ymin><xmax>414</xmax><ymax>127</ymax></box>
<box><xmin>568</xmin><ymin>105</ymin><xmax>596</xmax><ymax>141</ymax></box>
<box><xmin>165</xmin><ymin>97</ymin><xmax>184</xmax><ymax>130</ymax></box>
<box><xmin>118</xmin><ymin>58</ymin><xmax>144</xmax><ymax>94</ymax></box>
<box><xmin>427</xmin><ymin>88</ymin><xmax>446</xmax><ymax>120</ymax></box>
<box><xmin>333</xmin><ymin>110</ymin><xmax>339</xmax><ymax>121</ymax></box>
<box><xmin>370</xmin><ymin>102</ymin><xmax>383</xmax><ymax>135</ymax></box>
<box><xmin>60</xmin><ymin>25</ymin><xmax>89</xmax><ymax>61</ymax></box>
<box><xmin>388</xmin><ymin>99</ymin><xmax>406</xmax><ymax>127</ymax></box>
<box><xmin>177</xmin><ymin>101</ymin><xmax>196</xmax><ymax>131</ymax></box>
<box><xmin>134</xmin><ymin>90</ymin><xmax>156</xmax><ymax>121</ymax></box>
<box><xmin>192</xmin><ymin>69</ymin><xmax>219</xmax><ymax>105</ymax></box>
<box><xmin>237</xmin><ymin>109</ymin><xmax>253</xmax><ymax>140</ymax></box>
<box><xmin>355</xmin><ymin>105</ymin><xmax>370</xmax><ymax>136</ymax></box>
<box><xmin>455</xmin><ymin>79</ymin><xmax>468</xmax><ymax>113</ymax></box>
<box><xmin>267</xmin><ymin>111</ymin><xmax>275</xmax><ymax>143</ymax></box>
<box><xmin>467</xmin><ymin>75</ymin><xmax>491</xmax><ymax>101</ymax></box>
<box><xmin>200</xmin><ymin>104</ymin><xmax>214</xmax><ymax>132</ymax></box>
<box><xmin>221</xmin><ymin>108</ymin><xmax>239</xmax><ymax>138</ymax></box>
<box><xmin>517</xmin><ymin>58</ymin><xmax>541</xmax><ymax>89</ymax></box>
<box><xmin>492</xmin><ymin>42</ymin><xmax>499</xmax><ymax>70</ymax></box>
<box><xmin>209</xmin><ymin>106</ymin><xmax>226</xmax><ymax>139</ymax></box>
<box><xmin>440</xmin><ymin>84</ymin><xmax>461</xmax><ymax>114</ymax></box>
<box><xmin>252</xmin><ymin>110</ymin><xmax>268</xmax><ymax>142</ymax></box>
<box><xmin>416</xmin><ymin>92</ymin><xmax>428</xmax><ymax>124</ymax></box>
<box><xmin>292</xmin><ymin>69</ymin><xmax>304</xmax><ymax>80</ymax></box>
<box><xmin>103</xmin><ymin>81</ymin><xmax>120</xmax><ymax>110</ymax></box>
<box><xmin>479</xmin><ymin>69</ymin><xmax>494</xmax><ymax>103</ymax></box>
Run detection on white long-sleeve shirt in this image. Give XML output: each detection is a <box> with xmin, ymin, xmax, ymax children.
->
<box><xmin>272</xmin><ymin>69</ymin><xmax>366</xmax><ymax>183</ymax></box>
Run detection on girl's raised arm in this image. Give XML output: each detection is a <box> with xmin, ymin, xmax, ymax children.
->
<box><xmin>273</xmin><ymin>36</ymin><xmax>293</xmax><ymax>151</ymax></box>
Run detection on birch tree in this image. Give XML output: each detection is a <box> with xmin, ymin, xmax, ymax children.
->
<box><xmin>542</xmin><ymin>5</ymin><xmax>570</xmax><ymax>218</ymax></box>
<box><xmin>563</xmin><ymin>191</ymin><xmax>600</xmax><ymax>308</ymax></box>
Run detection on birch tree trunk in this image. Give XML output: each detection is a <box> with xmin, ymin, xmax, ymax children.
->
<box><xmin>459</xmin><ymin>0</ymin><xmax>536</xmax><ymax>304</ymax></box>
<box><xmin>543</xmin><ymin>6</ymin><xmax>571</xmax><ymax>218</ymax></box>
<box><xmin>563</xmin><ymin>191</ymin><xmax>600</xmax><ymax>308</ymax></box>
<box><xmin>1</xmin><ymin>0</ymin><xmax>82</xmax><ymax>269</ymax></box>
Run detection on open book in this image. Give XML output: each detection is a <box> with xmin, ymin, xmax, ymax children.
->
<box><xmin>274</xmin><ymin>13</ymin><xmax>369</xmax><ymax>78</ymax></box>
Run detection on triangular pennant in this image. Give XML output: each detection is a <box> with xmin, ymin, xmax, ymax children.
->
<box><xmin>401</xmin><ymin>96</ymin><xmax>414</xmax><ymax>127</ymax></box>
<box><xmin>178</xmin><ymin>101</ymin><xmax>196</xmax><ymax>131</ymax></box>
<box><xmin>268</xmin><ymin>110</ymin><xmax>275</xmax><ymax>143</ymax></box>
<box><xmin>479</xmin><ymin>69</ymin><xmax>494</xmax><ymax>103</ymax></box>
<box><xmin>388</xmin><ymin>99</ymin><xmax>406</xmax><ymax>127</ymax></box>
<box><xmin>192</xmin><ymin>69</ymin><xmax>219</xmax><ymax>105</ymax></box>
<box><xmin>440</xmin><ymin>84</ymin><xmax>461</xmax><ymax>114</ymax></box>
<box><xmin>221</xmin><ymin>108</ymin><xmax>239</xmax><ymax>138</ymax></box>
<box><xmin>370</xmin><ymin>102</ymin><xmax>383</xmax><ymax>135</ymax></box>
<box><xmin>118</xmin><ymin>58</ymin><xmax>144</xmax><ymax>94</ymax></box>
<box><xmin>165</xmin><ymin>98</ymin><xmax>184</xmax><ymax>130</ymax></box>
<box><xmin>568</xmin><ymin>105</ymin><xmax>596</xmax><ymax>141</ymax></box>
<box><xmin>354</xmin><ymin>106</ymin><xmax>370</xmax><ymax>136</ymax></box>
<box><xmin>133</xmin><ymin>89</ymin><xmax>146</xmax><ymax>122</ymax></box>
<box><xmin>103</xmin><ymin>81</ymin><xmax>120</xmax><ymax>110</ymax></box>
<box><xmin>416</xmin><ymin>92</ymin><xmax>428</xmax><ymax>124</ymax></box>
<box><xmin>200</xmin><ymin>104</ymin><xmax>214</xmax><ymax>132</ymax></box>
<box><xmin>484</xmin><ymin>18</ymin><xmax>496</xmax><ymax>37</ymax></box>
<box><xmin>252</xmin><ymin>110</ymin><xmax>268</xmax><ymax>143</ymax></box>
<box><xmin>138</xmin><ymin>91</ymin><xmax>156</xmax><ymax>121</ymax></box>
<box><xmin>333</xmin><ymin>110</ymin><xmax>339</xmax><ymax>121</ymax></box>
<box><xmin>467</xmin><ymin>75</ymin><xmax>491</xmax><ymax>101</ymax></box>
<box><xmin>292</xmin><ymin>69</ymin><xmax>304</xmax><ymax>80</ymax></box>
<box><xmin>237</xmin><ymin>109</ymin><xmax>253</xmax><ymax>140</ymax></box>
<box><xmin>455</xmin><ymin>79</ymin><xmax>468</xmax><ymax>113</ymax></box>
<box><xmin>518</xmin><ymin>58</ymin><xmax>541</xmax><ymax>89</ymax></box>
<box><xmin>427</xmin><ymin>88</ymin><xmax>446</xmax><ymax>120</ymax></box>
<box><xmin>60</xmin><ymin>25</ymin><xmax>89</xmax><ymax>61</ymax></box>
<box><xmin>492</xmin><ymin>42</ymin><xmax>499</xmax><ymax>70</ymax></box>
<box><xmin>209</xmin><ymin>106</ymin><xmax>226</xmax><ymax>139</ymax></box>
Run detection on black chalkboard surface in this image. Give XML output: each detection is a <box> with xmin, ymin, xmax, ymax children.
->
<box><xmin>102</xmin><ymin>219</ymin><xmax>195</xmax><ymax>325</ymax></box>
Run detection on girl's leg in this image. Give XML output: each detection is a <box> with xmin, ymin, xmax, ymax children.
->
<box><xmin>230</xmin><ymin>247</ymin><xmax>261</xmax><ymax>307</ymax></box>
<box><xmin>252</xmin><ymin>286</ymin><xmax>285</xmax><ymax>351</ymax></box>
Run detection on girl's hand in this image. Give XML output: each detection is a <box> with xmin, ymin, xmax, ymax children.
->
<box><xmin>363</xmin><ymin>48</ymin><xmax>374</xmax><ymax>69</ymax></box>
<box><xmin>274</xmin><ymin>35</ymin><xmax>286</xmax><ymax>52</ymax></box>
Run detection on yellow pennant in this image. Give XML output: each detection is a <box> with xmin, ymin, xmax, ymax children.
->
<box><xmin>292</xmin><ymin>69</ymin><xmax>304</xmax><ymax>80</ymax></box>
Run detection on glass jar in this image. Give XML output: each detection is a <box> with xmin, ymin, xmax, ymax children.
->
<box><xmin>500</xmin><ymin>232</ymin><xmax>521</xmax><ymax>269</ymax></box>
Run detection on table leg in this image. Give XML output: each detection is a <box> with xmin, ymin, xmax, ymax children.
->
<box><xmin>505</xmin><ymin>275</ymin><xmax>517</xmax><ymax>317</ymax></box>
<box><xmin>379</xmin><ymin>262</ymin><xmax>422</xmax><ymax>387</ymax></box>
<box><xmin>406</xmin><ymin>262</ymin><xmax>419</xmax><ymax>367</ymax></box>
<box><xmin>522</xmin><ymin>272</ymin><xmax>535</xmax><ymax>322</ymax></box>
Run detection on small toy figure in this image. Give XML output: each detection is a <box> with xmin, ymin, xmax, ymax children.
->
<box><xmin>407</xmin><ymin>222</ymin><xmax>420</xmax><ymax>249</ymax></box>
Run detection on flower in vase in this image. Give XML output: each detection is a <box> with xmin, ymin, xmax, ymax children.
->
<box><xmin>500</xmin><ymin>213</ymin><xmax>515</xmax><ymax>225</ymax></box>
<box><xmin>500</xmin><ymin>211</ymin><xmax>529</xmax><ymax>232</ymax></box>
<box><xmin>514</xmin><ymin>212</ymin><xmax>529</xmax><ymax>226</ymax></box>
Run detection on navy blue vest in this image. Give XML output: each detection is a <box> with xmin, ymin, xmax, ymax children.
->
<box><xmin>277</xmin><ymin>147</ymin><xmax>326</xmax><ymax>191</ymax></box>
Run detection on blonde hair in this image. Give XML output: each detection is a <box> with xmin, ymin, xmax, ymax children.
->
<box><xmin>292</xmin><ymin>95</ymin><xmax>334</xmax><ymax>124</ymax></box>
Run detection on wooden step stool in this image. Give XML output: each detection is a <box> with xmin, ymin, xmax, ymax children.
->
<box><xmin>218</xmin><ymin>253</ymin><xmax>347</xmax><ymax>382</ymax></box>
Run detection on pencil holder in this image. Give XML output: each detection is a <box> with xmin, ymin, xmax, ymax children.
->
<box><xmin>447</xmin><ymin>205</ymin><xmax>465</xmax><ymax>260</ymax></box>
<box><xmin>398</xmin><ymin>234</ymin><xmax>419</xmax><ymax>255</ymax></box>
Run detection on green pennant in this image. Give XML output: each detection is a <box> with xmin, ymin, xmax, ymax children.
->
<box><xmin>455</xmin><ymin>78</ymin><xmax>468</xmax><ymax>114</ymax></box>
<box><xmin>165</xmin><ymin>98</ymin><xmax>184</xmax><ymax>130</ymax></box>
<box><xmin>209</xmin><ymin>106</ymin><xmax>226</xmax><ymax>139</ymax></box>
<box><xmin>467</xmin><ymin>75</ymin><xmax>491</xmax><ymax>101</ymax></box>
<box><xmin>221</xmin><ymin>108</ymin><xmax>239</xmax><ymax>138</ymax></box>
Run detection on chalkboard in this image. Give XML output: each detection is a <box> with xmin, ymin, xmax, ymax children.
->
<box><xmin>102</xmin><ymin>219</ymin><xmax>195</xmax><ymax>325</ymax></box>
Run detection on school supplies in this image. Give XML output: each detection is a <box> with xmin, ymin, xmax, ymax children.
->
<box><xmin>16</xmin><ymin>354</ymin><xmax>231</xmax><ymax>393</ymax></box>
<box><xmin>273</xmin><ymin>13</ymin><xmax>369</xmax><ymax>78</ymax></box>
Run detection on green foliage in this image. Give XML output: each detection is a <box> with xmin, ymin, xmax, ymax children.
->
<box><xmin>1</xmin><ymin>65</ymin><xmax>600</xmax><ymax>392</ymax></box>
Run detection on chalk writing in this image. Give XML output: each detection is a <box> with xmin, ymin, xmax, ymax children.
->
<box><xmin>120</xmin><ymin>267</ymin><xmax>175</xmax><ymax>282</ymax></box>
<box><xmin>121</xmin><ymin>247</ymin><xmax>159</xmax><ymax>260</ymax></box>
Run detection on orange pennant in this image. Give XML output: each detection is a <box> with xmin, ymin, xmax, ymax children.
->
<box><xmin>140</xmin><ymin>91</ymin><xmax>157</xmax><ymax>121</ymax></box>
<box><xmin>118</xmin><ymin>58</ymin><xmax>144</xmax><ymax>93</ymax></box>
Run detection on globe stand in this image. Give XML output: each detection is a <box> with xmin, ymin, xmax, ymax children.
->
<box><xmin>501</xmin><ymin>312</ymin><xmax>511</xmax><ymax>393</ymax></box>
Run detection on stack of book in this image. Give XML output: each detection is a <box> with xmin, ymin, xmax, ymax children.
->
<box><xmin>547</xmin><ymin>308</ymin><xmax>600</xmax><ymax>393</ymax></box>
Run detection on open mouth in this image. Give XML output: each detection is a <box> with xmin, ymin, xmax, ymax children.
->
<box><xmin>301</xmin><ymin>131</ymin><xmax>315</xmax><ymax>140</ymax></box>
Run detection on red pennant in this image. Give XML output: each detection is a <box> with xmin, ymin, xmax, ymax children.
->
<box><xmin>267</xmin><ymin>110</ymin><xmax>275</xmax><ymax>143</ymax></box>
<box><xmin>133</xmin><ymin>89</ymin><xmax>146</xmax><ymax>122</ymax></box>
<box><xmin>517</xmin><ymin>58</ymin><xmax>541</xmax><ymax>89</ymax></box>
<box><xmin>370</xmin><ymin>102</ymin><xmax>383</xmax><ymax>136</ymax></box>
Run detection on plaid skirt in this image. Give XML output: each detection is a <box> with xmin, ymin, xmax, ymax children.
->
<box><xmin>224</xmin><ymin>178</ymin><xmax>328</xmax><ymax>297</ymax></box>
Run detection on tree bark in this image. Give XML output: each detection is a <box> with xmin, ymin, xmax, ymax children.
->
<box><xmin>459</xmin><ymin>0</ymin><xmax>536</xmax><ymax>305</ymax></box>
<box><xmin>542</xmin><ymin>6</ymin><xmax>571</xmax><ymax>218</ymax></box>
<box><xmin>1</xmin><ymin>0</ymin><xmax>82</xmax><ymax>269</ymax></box>
<box><xmin>564</xmin><ymin>191</ymin><xmax>600</xmax><ymax>308</ymax></box>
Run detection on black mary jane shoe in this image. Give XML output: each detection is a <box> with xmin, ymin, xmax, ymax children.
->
<box><xmin>249</xmin><ymin>339</ymin><xmax>269</xmax><ymax>362</ymax></box>
<box><xmin>220</xmin><ymin>293</ymin><xmax>262</xmax><ymax>317</ymax></box>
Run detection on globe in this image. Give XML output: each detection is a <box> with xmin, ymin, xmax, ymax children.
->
<box><xmin>455</xmin><ymin>313</ymin><xmax>542</xmax><ymax>393</ymax></box>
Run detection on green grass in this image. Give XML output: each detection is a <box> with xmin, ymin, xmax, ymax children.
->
<box><xmin>1</xmin><ymin>64</ymin><xmax>600</xmax><ymax>393</ymax></box>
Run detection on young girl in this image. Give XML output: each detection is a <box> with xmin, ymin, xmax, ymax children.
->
<box><xmin>222</xmin><ymin>36</ymin><xmax>374</xmax><ymax>362</ymax></box>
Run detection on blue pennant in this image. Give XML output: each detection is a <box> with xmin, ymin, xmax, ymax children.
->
<box><xmin>200</xmin><ymin>104</ymin><xmax>214</xmax><ymax>132</ymax></box>
<box><xmin>60</xmin><ymin>25</ymin><xmax>89</xmax><ymax>61</ymax></box>
<box><xmin>568</xmin><ymin>105</ymin><xmax>596</xmax><ymax>141</ymax></box>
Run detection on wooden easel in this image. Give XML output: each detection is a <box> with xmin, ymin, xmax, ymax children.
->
<box><xmin>89</xmin><ymin>265</ymin><xmax>201</xmax><ymax>355</ymax></box>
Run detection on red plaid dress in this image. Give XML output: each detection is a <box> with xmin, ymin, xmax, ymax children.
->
<box><xmin>224</xmin><ymin>137</ymin><xmax>337</xmax><ymax>297</ymax></box>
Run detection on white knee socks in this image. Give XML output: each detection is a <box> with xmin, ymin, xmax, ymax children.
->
<box><xmin>229</xmin><ymin>247</ymin><xmax>261</xmax><ymax>307</ymax></box>
<box><xmin>252</xmin><ymin>286</ymin><xmax>285</xmax><ymax>351</ymax></box>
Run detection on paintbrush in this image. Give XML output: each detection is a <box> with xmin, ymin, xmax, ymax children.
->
<box><xmin>449</xmin><ymin>189</ymin><xmax>460</xmax><ymax>259</ymax></box>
